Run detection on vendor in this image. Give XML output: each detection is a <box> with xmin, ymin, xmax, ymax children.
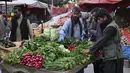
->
<box><xmin>8</xmin><ymin>8</ymin><xmax>33</xmax><ymax>42</ymax></box>
<box><xmin>58</xmin><ymin>6</ymin><xmax>85</xmax><ymax>42</ymax></box>
<box><xmin>84</xmin><ymin>8</ymin><xmax>124</xmax><ymax>73</ymax></box>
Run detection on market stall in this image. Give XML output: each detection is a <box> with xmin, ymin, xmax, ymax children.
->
<box><xmin>0</xmin><ymin>0</ymin><xmax>51</xmax><ymax>23</ymax></box>
<box><xmin>0</xmin><ymin>35</ymin><xmax>93</xmax><ymax>73</ymax></box>
<box><xmin>32</xmin><ymin>10</ymin><xmax>72</xmax><ymax>37</ymax></box>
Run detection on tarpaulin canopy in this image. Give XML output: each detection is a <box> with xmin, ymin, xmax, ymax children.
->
<box><xmin>79</xmin><ymin>0</ymin><xmax>122</xmax><ymax>5</ymax></box>
<box><xmin>29</xmin><ymin>1</ymin><xmax>48</xmax><ymax>8</ymax></box>
<box><xmin>78</xmin><ymin>0</ymin><xmax>130</xmax><ymax>12</ymax></box>
<box><xmin>0</xmin><ymin>0</ymin><xmax>37</xmax><ymax>5</ymax></box>
<box><xmin>39</xmin><ymin>0</ymin><xmax>64</xmax><ymax>5</ymax></box>
<box><xmin>0</xmin><ymin>0</ymin><xmax>48</xmax><ymax>8</ymax></box>
<box><xmin>0</xmin><ymin>0</ymin><xmax>14</xmax><ymax>1</ymax></box>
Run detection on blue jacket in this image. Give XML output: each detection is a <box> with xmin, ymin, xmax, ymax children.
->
<box><xmin>59</xmin><ymin>18</ymin><xmax>85</xmax><ymax>40</ymax></box>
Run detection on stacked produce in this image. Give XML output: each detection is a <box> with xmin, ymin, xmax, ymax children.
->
<box><xmin>20</xmin><ymin>52</ymin><xmax>45</xmax><ymax>68</ymax></box>
<box><xmin>3</xmin><ymin>47</ymin><xmax>30</xmax><ymax>65</ymax></box>
<box><xmin>57</xmin><ymin>13</ymin><xmax>72</xmax><ymax>25</ymax></box>
<box><xmin>3</xmin><ymin>35</ymin><xmax>93</xmax><ymax>71</ymax></box>
<box><xmin>120</xmin><ymin>28</ymin><xmax>130</xmax><ymax>46</ymax></box>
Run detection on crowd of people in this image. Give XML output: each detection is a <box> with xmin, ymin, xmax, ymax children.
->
<box><xmin>58</xmin><ymin>6</ymin><xmax>124</xmax><ymax>73</ymax></box>
<box><xmin>0</xmin><ymin>6</ymin><xmax>124</xmax><ymax>73</ymax></box>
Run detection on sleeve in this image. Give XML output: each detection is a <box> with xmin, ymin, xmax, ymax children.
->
<box><xmin>6</xmin><ymin>20</ymin><xmax>12</xmax><ymax>34</ymax></box>
<box><xmin>27</xmin><ymin>19</ymin><xmax>33</xmax><ymax>39</ymax></box>
<box><xmin>80</xmin><ymin>18</ymin><xmax>85</xmax><ymax>40</ymax></box>
<box><xmin>90</xmin><ymin>26</ymin><xmax>117</xmax><ymax>53</ymax></box>
<box><xmin>59</xmin><ymin>19</ymin><xmax>70</xmax><ymax>37</ymax></box>
<box><xmin>88</xmin><ymin>22</ymin><xmax>97</xmax><ymax>36</ymax></box>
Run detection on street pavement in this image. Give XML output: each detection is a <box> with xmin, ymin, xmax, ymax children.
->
<box><xmin>84</xmin><ymin>64</ymin><xmax>130</xmax><ymax>73</ymax></box>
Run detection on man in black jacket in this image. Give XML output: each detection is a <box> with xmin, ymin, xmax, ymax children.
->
<box><xmin>9</xmin><ymin>8</ymin><xmax>33</xmax><ymax>41</ymax></box>
<box><xmin>84</xmin><ymin>8</ymin><xmax>124</xmax><ymax>73</ymax></box>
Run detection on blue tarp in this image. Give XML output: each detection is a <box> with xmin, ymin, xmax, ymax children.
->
<box><xmin>122</xmin><ymin>46</ymin><xmax>130</xmax><ymax>60</ymax></box>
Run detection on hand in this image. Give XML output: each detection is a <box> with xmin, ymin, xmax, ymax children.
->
<box><xmin>58</xmin><ymin>36</ymin><xmax>64</xmax><ymax>42</ymax></box>
<box><xmin>84</xmin><ymin>49</ymin><xmax>90</xmax><ymax>54</ymax></box>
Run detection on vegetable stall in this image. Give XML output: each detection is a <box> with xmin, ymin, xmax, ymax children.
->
<box><xmin>0</xmin><ymin>35</ymin><xmax>93</xmax><ymax>73</ymax></box>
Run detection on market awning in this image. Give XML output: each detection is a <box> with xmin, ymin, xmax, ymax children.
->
<box><xmin>0</xmin><ymin>0</ymin><xmax>48</xmax><ymax>8</ymax></box>
<box><xmin>0</xmin><ymin>0</ymin><xmax>15</xmax><ymax>1</ymax></box>
<box><xmin>79</xmin><ymin>0</ymin><xmax>122</xmax><ymax>5</ymax></box>
<box><xmin>39</xmin><ymin>0</ymin><xmax>64</xmax><ymax>5</ymax></box>
<box><xmin>29</xmin><ymin>1</ymin><xmax>48</xmax><ymax>8</ymax></box>
<box><xmin>0</xmin><ymin>0</ymin><xmax>37</xmax><ymax>5</ymax></box>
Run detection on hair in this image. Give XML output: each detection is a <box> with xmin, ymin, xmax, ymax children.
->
<box><xmin>72</xmin><ymin>6</ymin><xmax>81</xmax><ymax>13</ymax></box>
<box><xmin>95</xmin><ymin>8</ymin><xmax>112</xmax><ymax>32</ymax></box>
<box><xmin>91</xmin><ymin>7</ymin><xmax>100</xmax><ymax>14</ymax></box>
<box><xmin>95</xmin><ymin>8</ymin><xmax>111</xmax><ymax>19</ymax></box>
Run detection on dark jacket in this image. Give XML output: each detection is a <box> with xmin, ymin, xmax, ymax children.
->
<box><xmin>90</xmin><ymin>21</ymin><xmax>124</xmax><ymax>60</ymax></box>
<box><xmin>10</xmin><ymin>17</ymin><xmax>29</xmax><ymax>41</ymax></box>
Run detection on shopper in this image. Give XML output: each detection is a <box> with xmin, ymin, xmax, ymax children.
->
<box><xmin>0</xmin><ymin>12</ymin><xmax>6</xmax><ymax>39</ymax></box>
<box><xmin>87</xmin><ymin>7</ymin><xmax>101</xmax><ymax>42</ymax></box>
<box><xmin>58</xmin><ymin>6</ymin><xmax>85</xmax><ymax>42</ymax></box>
<box><xmin>81</xmin><ymin>12</ymin><xmax>89</xmax><ymax>39</ymax></box>
<box><xmin>84</xmin><ymin>8</ymin><xmax>124</xmax><ymax>73</ymax></box>
<box><xmin>9</xmin><ymin>8</ymin><xmax>33</xmax><ymax>42</ymax></box>
<box><xmin>87</xmin><ymin>7</ymin><xmax>104</xmax><ymax>73</ymax></box>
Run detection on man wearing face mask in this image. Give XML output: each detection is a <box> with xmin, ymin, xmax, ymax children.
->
<box><xmin>8</xmin><ymin>8</ymin><xmax>33</xmax><ymax>42</ymax></box>
<box><xmin>84</xmin><ymin>8</ymin><xmax>124</xmax><ymax>73</ymax></box>
<box><xmin>58</xmin><ymin>6</ymin><xmax>85</xmax><ymax>41</ymax></box>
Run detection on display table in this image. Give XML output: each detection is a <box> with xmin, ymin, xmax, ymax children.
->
<box><xmin>0</xmin><ymin>62</ymin><xmax>88</xmax><ymax>73</ymax></box>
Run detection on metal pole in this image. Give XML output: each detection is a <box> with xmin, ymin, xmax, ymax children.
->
<box><xmin>5</xmin><ymin>1</ymin><xmax>7</xmax><ymax>20</ymax></box>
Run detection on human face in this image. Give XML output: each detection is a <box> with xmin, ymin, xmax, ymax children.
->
<box><xmin>72</xmin><ymin>12</ymin><xmax>81</xmax><ymax>17</ymax></box>
<box><xmin>96</xmin><ymin>16</ymin><xmax>107</xmax><ymax>24</ymax></box>
<box><xmin>92</xmin><ymin>12</ymin><xmax>96</xmax><ymax>16</ymax></box>
<box><xmin>14</xmin><ymin>10</ymin><xmax>21</xmax><ymax>18</ymax></box>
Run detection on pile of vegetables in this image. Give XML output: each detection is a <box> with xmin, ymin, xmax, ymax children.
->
<box><xmin>3</xmin><ymin>47</ymin><xmax>30</xmax><ymax>65</ymax></box>
<box><xmin>20</xmin><ymin>52</ymin><xmax>45</xmax><ymax>68</ymax></box>
<box><xmin>3</xmin><ymin>35</ymin><xmax>93</xmax><ymax>71</ymax></box>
